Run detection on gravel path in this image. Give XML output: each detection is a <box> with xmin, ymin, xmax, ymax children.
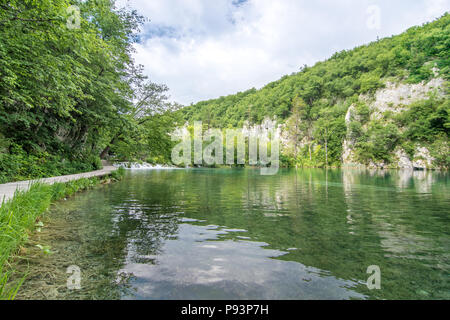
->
<box><xmin>0</xmin><ymin>166</ymin><xmax>117</xmax><ymax>204</ymax></box>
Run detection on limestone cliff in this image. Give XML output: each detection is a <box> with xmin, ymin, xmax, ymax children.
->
<box><xmin>342</xmin><ymin>77</ymin><xmax>446</xmax><ymax>169</ymax></box>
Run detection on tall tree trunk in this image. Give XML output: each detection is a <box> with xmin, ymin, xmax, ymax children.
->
<box><xmin>325</xmin><ymin>128</ymin><xmax>328</xmax><ymax>167</ymax></box>
<box><xmin>309</xmin><ymin>142</ymin><xmax>312</xmax><ymax>161</ymax></box>
<box><xmin>308</xmin><ymin>123</ymin><xmax>312</xmax><ymax>161</ymax></box>
<box><xmin>100</xmin><ymin>145</ymin><xmax>111</xmax><ymax>159</ymax></box>
<box><xmin>100</xmin><ymin>135</ymin><xmax>118</xmax><ymax>159</ymax></box>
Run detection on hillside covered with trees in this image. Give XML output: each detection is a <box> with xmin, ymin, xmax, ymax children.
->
<box><xmin>1</xmin><ymin>2</ymin><xmax>448</xmax><ymax>182</ymax></box>
<box><xmin>180</xmin><ymin>14</ymin><xmax>449</xmax><ymax>169</ymax></box>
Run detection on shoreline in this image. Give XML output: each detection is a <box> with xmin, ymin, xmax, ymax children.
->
<box><xmin>0</xmin><ymin>166</ymin><xmax>117</xmax><ymax>205</ymax></box>
<box><xmin>0</xmin><ymin>168</ymin><xmax>124</xmax><ymax>299</ymax></box>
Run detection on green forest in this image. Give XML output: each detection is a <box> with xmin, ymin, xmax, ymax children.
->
<box><xmin>1</xmin><ymin>1</ymin><xmax>449</xmax><ymax>302</ymax></box>
<box><xmin>180</xmin><ymin>14</ymin><xmax>449</xmax><ymax>168</ymax></box>
<box><xmin>0</xmin><ymin>0</ymin><xmax>180</xmax><ymax>183</ymax></box>
<box><xmin>0</xmin><ymin>1</ymin><xmax>449</xmax><ymax>184</ymax></box>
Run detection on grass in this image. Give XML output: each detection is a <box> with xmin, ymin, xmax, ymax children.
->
<box><xmin>0</xmin><ymin>167</ymin><xmax>125</xmax><ymax>299</ymax></box>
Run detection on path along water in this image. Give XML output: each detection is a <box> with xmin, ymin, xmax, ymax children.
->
<box><xmin>0</xmin><ymin>166</ymin><xmax>116</xmax><ymax>204</ymax></box>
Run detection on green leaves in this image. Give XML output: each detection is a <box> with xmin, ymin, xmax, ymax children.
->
<box><xmin>181</xmin><ymin>14</ymin><xmax>449</xmax><ymax>129</ymax></box>
<box><xmin>395</xmin><ymin>98</ymin><xmax>449</xmax><ymax>142</ymax></box>
<box><xmin>178</xmin><ymin>14</ymin><xmax>449</xmax><ymax>168</ymax></box>
<box><xmin>0</xmin><ymin>0</ymin><xmax>149</xmax><ymax>179</ymax></box>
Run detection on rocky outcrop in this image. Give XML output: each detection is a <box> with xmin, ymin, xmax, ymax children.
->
<box><xmin>365</xmin><ymin>77</ymin><xmax>445</xmax><ymax>120</ymax></box>
<box><xmin>342</xmin><ymin>104</ymin><xmax>362</xmax><ymax>167</ymax></box>
<box><xmin>395</xmin><ymin>149</ymin><xmax>413</xmax><ymax>169</ymax></box>
<box><xmin>342</xmin><ymin>77</ymin><xmax>445</xmax><ymax>169</ymax></box>
<box><xmin>412</xmin><ymin>147</ymin><xmax>435</xmax><ymax>169</ymax></box>
<box><xmin>253</xmin><ymin>75</ymin><xmax>445</xmax><ymax>170</ymax></box>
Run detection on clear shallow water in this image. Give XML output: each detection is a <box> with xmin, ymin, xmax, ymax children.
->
<box><xmin>16</xmin><ymin>169</ymin><xmax>449</xmax><ymax>299</ymax></box>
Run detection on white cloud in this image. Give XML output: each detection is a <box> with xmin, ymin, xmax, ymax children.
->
<box><xmin>117</xmin><ymin>0</ymin><xmax>450</xmax><ymax>105</ymax></box>
<box><xmin>425</xmin><ymin>0</ymin><xmax>450</xmax><ymax>20</ymax></box>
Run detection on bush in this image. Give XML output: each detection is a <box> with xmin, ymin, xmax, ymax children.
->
<box><xmin>355</xmin><ymin>122</ymin><xmax>400</xmax><ymax>163</ymax></box>
<box><xmin>348</xmin><ymin>121</ymin><xmax>363</xmax><ymax>140</ymax></box>
<box><xmin>395</xmin><ymin>98</ymin><xmax>449</xmax><ymax>142</ymax></box>
<box><xmin>354</xmin><ymin>102</ymin><xmax>371</xmax><ymax>123</ymax></box>
<box><xmin>359</xmin><ymin>72</ymin><xmax>384</xmax><ymax>94</ymax></box>
<box><xmin>429</xmin><ymin>135</ymin><xmax>450</xmax><ymax>168</ymax></box>
<box><xmin>110</xmin><ymin>167</ymin><xmax>125</xmax><ymax>181</ymax></box>
<box><xmin>0</xmin><ymin>145</ymin><xmax>102</xmax><ymax>183</ymax></box>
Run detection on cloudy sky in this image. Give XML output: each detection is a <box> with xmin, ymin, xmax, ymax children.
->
<box><xmin>116</xmin><ymin>0</ymin><xmax>449</xmax><ymax>105</ymax></box>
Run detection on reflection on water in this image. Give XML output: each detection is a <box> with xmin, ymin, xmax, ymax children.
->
<box><xmin>121</xmin><ymin>221</ymin><xmax>364</xmax><ymax>300</ymax></box>
<box><xmin>14</xmin><ymin>169</ymin><xmax>449</xmax><ymax>300</ymax></box>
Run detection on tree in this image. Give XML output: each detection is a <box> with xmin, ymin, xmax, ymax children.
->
<box><xmin>286</xmin><ymin>97</ymin><xmax>308</xmax><ymax>167</ymax></box>
<box><xmin>100</xmin><ymin>66</ymin><xmax>173</xmax><ymax>159</ymax></box>
<box><xmin>0</xmin><ymin>0</ymin><xmax>165</xmax><ymax>181</ymax></box>
<box><xmin>314</xmin><ymin>109</ymin><xmax>334</xmax><ymax>167</ymax></box>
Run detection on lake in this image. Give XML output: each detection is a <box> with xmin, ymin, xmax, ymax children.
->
<box><xmin>15</xmin><ymin>168</ymin><xmax>449</xmax><ymax>300</ymax></box>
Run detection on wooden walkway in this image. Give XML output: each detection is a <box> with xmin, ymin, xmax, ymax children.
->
<box><xmin>0</xmin><ymin>166</ymin><xmax>117</xmax><ymax>204</ymax></box>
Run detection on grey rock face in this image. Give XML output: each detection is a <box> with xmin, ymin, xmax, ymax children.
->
<box><xmin>367</xmin><ymin>78</ymin><xmax>445</xmax><ymax>120</ymax></box>
<box><xmin>341</xmin><ymin>77</ymin><xmax>445</xmax><ymax>169</ymax></box>
<box><xmin>395</xmin><ymin>149</ymin><xmax>413</xmax><ymax>169</ymax></box>
<box><xmin>412</xmin><ymin>147</ymin><xmax>435</xmax><ymax>169</ymax></box>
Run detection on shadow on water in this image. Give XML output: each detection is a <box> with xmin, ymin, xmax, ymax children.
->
<box><xmin>13</xmin><ymin>168</ymin><xmax>450</xmax><ymax>300</ymax></box>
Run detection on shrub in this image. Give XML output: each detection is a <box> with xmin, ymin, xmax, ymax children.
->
<box><xmin>0</xmin><ymin>145</ymin><xmax>102</xmax><ymax>183</ymax></box>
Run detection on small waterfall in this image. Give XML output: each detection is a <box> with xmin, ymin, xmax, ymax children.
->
<box><xmin>113</xmin><ymin>162</ymin><xmax>179</xmax><ymax>170</ymax></box>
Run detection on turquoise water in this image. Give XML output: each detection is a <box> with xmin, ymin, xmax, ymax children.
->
<box><xmin>16</xmin><ymin>169</ymin><xmax>449</xmax><ymax>299</ymax></box>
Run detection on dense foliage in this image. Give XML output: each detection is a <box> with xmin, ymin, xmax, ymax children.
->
<box><xmin>0</xmin><ymin>0</ymin><xmax>176</xmax><ymax>182</ymax></box>
<box><xmin>180</xmin><ymin>14</ymin><xmax>450</xmax><ymax>168</ymax></box>
<box><xmin>0</xmin><ymin>4</ymin><xmax>448</xmax><ymax>177</ymax></box>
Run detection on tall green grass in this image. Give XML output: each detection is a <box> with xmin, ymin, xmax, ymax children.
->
<box><xmin>0</xmin><ymin>168</ymin><xmax>124</xmax><ymax>299</ymax></box>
